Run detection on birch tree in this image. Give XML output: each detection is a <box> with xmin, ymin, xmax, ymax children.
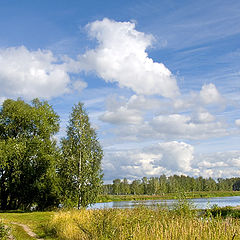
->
<box><xmin>59</xmin><ymin>102</ymin><xmax>103</xmax><ymax>208</ymax></box>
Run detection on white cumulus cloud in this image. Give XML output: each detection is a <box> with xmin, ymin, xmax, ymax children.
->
<box><xmin>148</xmin><ymin>141</ymin><xmax>194</xmax><ymax>172</ymax></box>
<box><xmin>151</xmin><ymin>113</ymin><xmax>227</xmax><ymax>139</ymax></box>
<box><xmin>193</xmin><ymin>151</ymin><xmax>240</xmax><ymax>178</ymax></box>
<box><xmin>103</xmin><ymin>141</ymin><xmax>194</xmax><ymax>180</ymax></box>
<box><xmin>199</xmin><ymin>83</ymin><xmax>223</xmax><ymax>104</ymax></box>
<box><xmin>192</xmin><ymin>108</ymin><xmax>216</xmax><ymax>123</ymax></box>
<box><xmin>0</xmin><ymin>46</ymin><xmax>86</xmax><ymax>100</ymax></box>
<box><xmin>80</xmin><ymin>18</ymin><xmax>179</xmax><ymax>98</ymax></box>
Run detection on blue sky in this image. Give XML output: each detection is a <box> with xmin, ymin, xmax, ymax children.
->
<box><xmin>0</xmin><ymin>0</ymin><xmax>240</xmax><ymax>181</ymax></box>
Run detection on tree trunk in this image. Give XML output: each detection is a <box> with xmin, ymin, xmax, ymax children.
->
<box><xmin>78</xmin><ymin>151</ymin><xmax>81</xmax><ymax>209</ymax></box>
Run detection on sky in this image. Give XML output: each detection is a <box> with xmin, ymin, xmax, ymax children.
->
<box><xmin>0</xmin><ymin>0</ymin><xmax>240</xmax><ymax>182</ymax></box>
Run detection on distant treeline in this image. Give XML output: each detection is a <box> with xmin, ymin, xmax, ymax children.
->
<box><xmin>103</xmin><ymin>175</ymin><xmax>240</xmax><ymax>195</ymax></box>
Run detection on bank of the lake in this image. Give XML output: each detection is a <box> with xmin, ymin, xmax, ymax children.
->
<box><xmin>0</xmin><ymin>202</ymin><xmax>240</xmax><ymax>239</ymax></box>
<box><xmin>44</xmin><ymin>206</ymin><xmax>240</xmax><ymax>240</ymax></box>
<box><xmin>97</xmin><ymin>190</ymin><xmax>240</xmax><ymax>203</ymax></box>
<box><xmin>92</xmin><ymin>195</ymin><xmax>240</xmax><ymax>210</ymax></box>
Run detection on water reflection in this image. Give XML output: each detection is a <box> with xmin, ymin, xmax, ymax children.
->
<box><xmin>90</xmin><ymin>196</ymin><xmax>240</xmax><ymax>209</ymax></box>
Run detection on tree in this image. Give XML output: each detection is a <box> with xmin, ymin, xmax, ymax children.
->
<box><xmin>0</xmin><ymin>98</ymin><xmax>60</xmax><ymax>210</ymax></box>
<box><xmin>112</xmin><ymin>179</ymin><xmax>121</xmax><ymax>195</ymax></box>
<box><xmin>233</xmin><ymin>179</ymin><xmax>240</xmax><ymax>191</ymax></box>
<box><xmin>131</xmin><ymin>180</ymin><xmax>142</xmax><ymax>195</ymax></box>
<box><xmin>59</xmin><ymin>102</ymin><xmax>103</xmax><ymax>208</ymax></box>
<box><xmin>121</xmin><ymin>178</ymin><xmax>130</xmax><ymax>195</ymax></box>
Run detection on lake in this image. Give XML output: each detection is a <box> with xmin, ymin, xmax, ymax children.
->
<box><xmin>91</xmin><ymin>196</ymin><xmax>240</xmax><ymax>209</ymax></box>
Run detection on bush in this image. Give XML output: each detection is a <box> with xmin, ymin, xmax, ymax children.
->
<box><xmin>207</xmin><ymin>205</ymin><xmax>240</xmax><ymax>218</ymax></box>
<box><xmin>172</xmin><ymin>193</ymin><xmax>196</xmax><ymax>217</ymax></box>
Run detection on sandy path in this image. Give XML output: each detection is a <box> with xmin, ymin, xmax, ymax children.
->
<box><xmin>10</xmin><ymin>222</ymin><xmax>44</xmax><ymax>239</ymax></box>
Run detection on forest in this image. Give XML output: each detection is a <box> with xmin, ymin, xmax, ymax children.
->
<box><xmin>103</xmin><ymin>175</ymin><xmax>240</xmax><ymax>195</ymax></box>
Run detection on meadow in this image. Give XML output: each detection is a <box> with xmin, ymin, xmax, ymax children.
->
<box><xmin>0</xmin><ymin>200</ymin><xmax>240</xmax><ymax>239</ymax></box>
<box><xmin>42</xmin><ymin>206</ymin><xmax>240</xmax><ymax>240</ymax></box>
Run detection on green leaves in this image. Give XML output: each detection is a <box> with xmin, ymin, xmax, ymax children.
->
<box><xmin>59</xmin><ymin>102</ymin><xmax>103</xmax><ymax>208</ymax></box>
<box><xmin>0</xmin><ymin>99</ymin><xmax>103</xmax><ymax>210</ymax></box>
<box><xmin>0</xmin><ymin>98</ymin><xmax>60</xmax><ymax>210</ymax></box>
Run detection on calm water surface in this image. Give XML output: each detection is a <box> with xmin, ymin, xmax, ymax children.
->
<box><xmin>90</xmin><ymin>196</ymin><xmax>240</xmax><ymax>209</ymax></box>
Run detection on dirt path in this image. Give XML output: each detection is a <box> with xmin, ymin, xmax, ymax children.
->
<box><xmin>10</xmin><ymin>222</ymin><xmax>43</xmax><ymax>240</ymax></box>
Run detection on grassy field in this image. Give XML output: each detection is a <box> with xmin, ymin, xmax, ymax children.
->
<box><xmin>0</xmin><ymin>204</ymin><xmax>239</xmax><ymax>239</ymax></box>
<box><xmin>45</xmin><ymin>206</ymin><xmax>240</xmax><ymax>240</ymax></box>
<box><xmin>0</xmin><ymin>211</ymin><xmax>55</xmax><ymax>239</ymax></box>
<box><xmin>0</xmin><ymin>192</ymin><xmax>240</xmax><ymax>239</ymax></box>
<box><xmin>97</xmin><ymin>191</ymin><xmax>240</xmax><ymax>202</ymax></box>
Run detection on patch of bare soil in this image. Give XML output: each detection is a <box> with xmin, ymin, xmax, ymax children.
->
<box><xmin>11</xmin><ymin>222</ymin><xmax>43</xmax><ymax>240</ymax></box>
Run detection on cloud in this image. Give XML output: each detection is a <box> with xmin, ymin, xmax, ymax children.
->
<box><xmin>100</xmin><ymin>106</ymin><xmax>143</xmax><ymax>125</ymax></box>
<box><xmin>127</xmin><ymin>95</ymin><xmax>166</xmax><ymax>111</ymax></box>
<box><xmin>99</xmin><ymin>94</ymin><xmax>228</xmax><ymax>141</ymax></box>
<box><xmin>0</xmin><ymin>46</ymin><xmax>88</xmax><ymax>100</ymax></box>
<box><xmin>193</xmin><ymin>151</ymin><xmax>240</xmax><ymax>178</ymax></box>
<box><xmin>103</xmin><ymin>143</ymin><xmax>240</xmax><ymax>181</ymax></box>
<box><xmin>150</xmin><ymin>113</ymin><xmax>227</xmax><ymax>140</ymax></box>
<box><xmin>80</xmin><ymin>18</ymin><xmax>179</xmax><ymax>98</ymax></box>
<box><xmin>192</xmin><ymin>108</ymin><xmax>216</xmax><ymax>123</ymax></box>
<box><xmin>199</xmin><ymin>83</ymin><xmax>223</xmax><ymax>105</ymax></box>
<box><xmin>147</xmin><ymin>141</ymin><xmax>194</xmax><ymax>172</ymax></box>
<box><xmin>72</xmin><ymin>80</ymin><xmax>88</xmax><ymax>93</ymax></box>
<box><xmin>0</xmin><ymin>46</ymin><xmax>72</xmax><ymax>99</ymax></box>
<box><xmin>235</xmin><ymin>119</ymin><xmax>240</xmax><ymax>127</ymax></box>
<box><xmin>103</xmin><ymin>141</ymin><xmax>194</xmax><ymax>180</ymax></box>
<box><xmin>112</xmin><ymin>113</ymin><xmax>227</xmax><ymax>141</ymax></box>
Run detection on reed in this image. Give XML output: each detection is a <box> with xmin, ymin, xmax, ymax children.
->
<box><xmin>46</xmin><ymin>206</ymin><xmax>240</xmax><ymax>240</ymax></box>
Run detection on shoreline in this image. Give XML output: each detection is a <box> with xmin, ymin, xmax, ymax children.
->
<box><xmin>97</xmin><ymin>191</ymin><xmax>240</xmax><ymax>203</ymax></box>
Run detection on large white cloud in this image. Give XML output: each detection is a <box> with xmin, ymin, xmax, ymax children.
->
<box><xmin>103</xmin><ymin>141</ymin><xmax>194</xmax><ymax>180</ymax></box>
<box><xmin>193</xmin><ymin>151</ymin><xmax>240</xmax><ymax>178</ymax></box>
<box><xmin>147</xmin><ymin>141</ymin><xmax>194</xmax><ymax>172</ymax></box>
<box><xmin>151</xmin><ymin>113</ymin><xmax>226</xmax><ymax>139</ymax></box>
<box><xmin>103</xmin><ymin>144</ymin><xmax>240</xmax><ymax>181</ymax></box>
<box><xmin>80</xmin><ymin>18</ymin><xmax>179</xmax><ymax>98</ymax></box>
<box><xmin>0</xmin><ymin>46</ymin><xmax>86</xmax><ymax>100</ymax></box>
<box><xmin>99</xmin><ymin>92</ymin><xmax>228</xmax><ymax>141</ymax></box>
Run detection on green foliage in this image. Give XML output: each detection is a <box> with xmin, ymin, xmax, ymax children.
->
<box><xmin>172</xmin><ymin>193</ymin><xmax>196</xmax><ymax>217</ymax></box>
<box><xmin>59</xmin><ymin>102</ymin><xmax>103</xmax><ymax>208</ymax></box>
<box><xmin>46</xmin><ymin>208</ymin><xmax>240</xmax><ymax>240</ymax></box>
<box><xmin>206</xmin><ymin>205</ymin><xmax>240</xmax><ymax>218</ymax></box>
<box><xmin>104</xmin><ymin>175</ymin><xmax>240</xmax><ymax>196</ymax></box>
<box><xmin>0</xmin><ymin>220</ymin><xmax>9</xmax><ymax>239</ymax></box>
<box><xmin>0</xmin><ymin>98</ymin><xmax>60</xmax><ymax>210</ymax></box>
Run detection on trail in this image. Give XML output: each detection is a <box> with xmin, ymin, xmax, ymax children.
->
<box><xmin>10</xmin><ymin>222</ymin><xmax>43</xmax><ymax>240</ymax></box>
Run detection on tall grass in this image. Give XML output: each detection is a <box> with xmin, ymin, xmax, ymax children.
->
<box><xmin>0</xmin><ymin>220</ymin><xmax>9</xmax><ymax>239</ymax></box>
<box><xmin>46</xmin><ymin>205</ymin><xmax>240</xmax><ymax>240</ymax></box>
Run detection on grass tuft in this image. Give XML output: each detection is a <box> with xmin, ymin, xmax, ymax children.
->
<box><xmin>45</xmin><ymin>206</ymin><xmax>240</xmax><ymax>240</ymax></box>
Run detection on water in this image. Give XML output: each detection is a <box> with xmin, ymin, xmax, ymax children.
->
<box><xmin>90</xmin><ymin>196</ymin><xmax>240</xmax><ymax>209</ymax></box>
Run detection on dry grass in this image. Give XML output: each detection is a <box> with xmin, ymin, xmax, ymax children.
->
<box><xmin>46</xmin><ymin>206</ymin><xmax>240</xmax><ymax>240</ymax></box>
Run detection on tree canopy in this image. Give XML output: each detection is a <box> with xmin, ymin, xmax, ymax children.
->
<box><xmin>0</xmin><ymin>99</ymin><xmax>60</xmax><ymax>210</ymax></box>
<box><xmin>0</xmin><ymin>99</ymin><xmax>103</xmax><ymax>210</ymax></box>
<box><xmin>59</xmin><ymin>102</ymin><xmax>103</xmax><ymax>208</ymax></box>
